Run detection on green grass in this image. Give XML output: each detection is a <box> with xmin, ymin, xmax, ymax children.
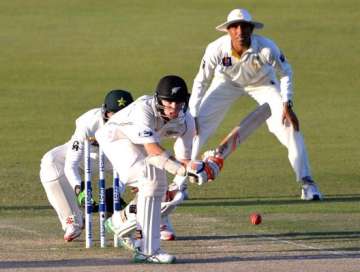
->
<box><xmin>0</xmin><ymin>0</ymin><xmax>359</xmax><ymax>262</ymax></box>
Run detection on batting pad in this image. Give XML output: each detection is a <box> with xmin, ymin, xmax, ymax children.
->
<box><xmin>136</xmin><ymin>195</ymin><xmax>162</xmax><ymax>255</ymax></box>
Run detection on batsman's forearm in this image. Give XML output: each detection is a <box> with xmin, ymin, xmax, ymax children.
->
<box><xmin>146</xmin><ymin>151</ymin><xmax>186</xmax><ymax>176</ymax></box>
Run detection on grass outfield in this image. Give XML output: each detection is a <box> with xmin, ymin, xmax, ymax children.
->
<box><xmin>1</xmin><ymin>207</ymin><xmax>360</xmax><ymax>271</ymax></box>
<box><xmin>0</xmin><ymin>0</ymin><xmax>359</xmax><ymax>270</ymax></box>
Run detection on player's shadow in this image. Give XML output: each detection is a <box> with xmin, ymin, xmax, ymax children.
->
<box><xmin>0</xmin><ymin>258</ymin><xmax>130</xmax><ymax>269</ymax></box>
<box><xmin>177</xmin><ymin>230</ymin><xmax>360</xmax><ymax>264</ymax></box>
<box><xmin>178</xmin><ymin>251</ymin><xmax>360</xmax><ymax>264</ymax></box>
<box><xmin>177</xmin><ymin>230</ymin><xmax>360</xmax><ymax>242</ymax></box>
<box><xmin>1</xmin><ymin>250</ymin><xmax>359</xmax><ymax>269</ymax></box>
<box><xmin>0</xmin><ymin>205</ymin><xmax>51</xmax><ymax>210</ymax></box>
<box><xmin>182</xmin><ymin>194</ymin><xmax>360</xmax><ymax>207</ymax></box>
<box><xmin>0</xmin><ymin>194</ymin><xmax>359</xmax><ymax>211</ymax></box>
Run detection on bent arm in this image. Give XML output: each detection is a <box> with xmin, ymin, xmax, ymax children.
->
<box><xmin>189</xmin><ymin>45</ymin><xmax>218</xmax><ymax>117</ymax></box>
<box><xmin>64</xmin><ymin>125</ymin><xmax>88</xmax><ymax>190</ymax></box>
<box><xmin>266</xmin><ymin>41</ymin><xmax>293</xmax><ymax>103</ymax></box>
<box><xmin>144</xmin><ymin>142</ymin><xmax>187</xmax><ymax>176</ymax></box>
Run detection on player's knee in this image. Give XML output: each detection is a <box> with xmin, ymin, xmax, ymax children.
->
<box><xmin>137</xmin><ymin>163</ymin><xmax>167</xmax><ymax>195</ymax></box>
<box><xmin>40</xmin><ymin>149</ymin><xmax>57</xmax><ymax>165</ymax></box>
<box><xmin>40</xmin><ymin>160</ymin><xmax>64</xmax><ymax>183</ymax></box>
<box><xmin>138</xmin><ymin>176</ymin><xmax>167</xmax><ymax>197</ymax></box>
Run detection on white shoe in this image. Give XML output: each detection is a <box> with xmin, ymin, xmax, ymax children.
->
<box><xmin>301</xmin><ymin>178</ymin><xmax>322</xmax><ymax>200</ymax></box>
<box><xmin>134</xmin><ymin>249</ymin><xmax>176</xmax><ymax>264</ymax></box>
<box><xmin>64</xmin><ymin>216</ymin><xmax>82</xmax><ymax>242</ymax></box>
<box><xmin>160</xmin><ymin>216</ymin><xmax>176</xmax><ymax>241</ymax></box>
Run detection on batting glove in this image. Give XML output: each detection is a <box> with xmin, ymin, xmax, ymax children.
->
<box><xmin>186</xmin><ymin>159</ymin><xmax>222</xmax><ymax>186</ymax></box>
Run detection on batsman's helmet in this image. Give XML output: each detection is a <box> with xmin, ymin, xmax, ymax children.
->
<box><xmin>155</xmin><ymin>75</ymin><xmax>190</xmax><ymax>115</ymax></box>
<box><xmin>102</xmin><ymin>90</ymin><xmax>133</xmax><ymax>120</ymax></box>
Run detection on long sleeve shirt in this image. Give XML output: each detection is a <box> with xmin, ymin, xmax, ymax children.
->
<box><xmin>190</xmin><ymin>34</ymin><xmax>293</xmax><ymax>117</ymax></box>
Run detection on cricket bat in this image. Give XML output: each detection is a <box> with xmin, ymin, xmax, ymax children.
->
<box><xmin>215</xmin><ymin>103</ymin><xmax>271</xmax><ymax>159</ymax></box>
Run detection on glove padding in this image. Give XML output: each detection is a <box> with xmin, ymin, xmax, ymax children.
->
<box><xmin>186</xmin><ymin>160</ymin><xmax>207</xmax><ymax>185</ymax></box>
<box><xmin>203</xmin><ymin>151</ymin><xmax>224</xmax><ymax>179</ymax></box>
<box><xmin>202</xmin><ymin>149</ymin><xmax>224</xmax><ymax>177</ymax></box>
<box><xmin>186</xmin><ymin>157</ymin><xmax>224</xmax><ymax>185</ymax></box>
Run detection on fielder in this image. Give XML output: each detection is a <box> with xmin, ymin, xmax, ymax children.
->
<box><xmin>39</xmin><ymin>90</ymin><xmax>134</xmax><ymax>242</ymax></box>
<box><xmin>95</xmin><ymin>75</ymin><xmax>223</xmax><ymax>264</ymax></box>
<box><xmin>189</xmin><ymin>8</ymin><xmax>322</xmax><ymax>200</ymax></box>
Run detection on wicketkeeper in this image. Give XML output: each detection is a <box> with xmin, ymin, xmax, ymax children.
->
<box><xmin>39</xmin><ymin>90</ymin><xmax>134</xmax><ymax>242</ymax></box>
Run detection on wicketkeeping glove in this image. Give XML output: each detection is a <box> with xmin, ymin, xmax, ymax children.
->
<box><xmin>75</xmin><ymin>183</ymin><xmax>97</xmax><ymax>208</ymax></box>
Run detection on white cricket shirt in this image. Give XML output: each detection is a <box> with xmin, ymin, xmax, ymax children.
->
<box><xmin>108</xmin><ymin>95</ymin><xmax>195</xmax><ymax>160</ymax></box>
<box><xmin>64</xmin><ymin>108</ymin><xmax>104</xmax><ymax>188</ymax></box>
<box><xmin>190</xmin><ymin>34</ymin><xmax>293</xmax><ymax>116</ymax></box>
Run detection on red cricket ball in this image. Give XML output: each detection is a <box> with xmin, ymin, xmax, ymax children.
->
<box><xmin>250</xmin><ymin>213</ymin><xmax>262</xmax><ymax>225</ymax></box>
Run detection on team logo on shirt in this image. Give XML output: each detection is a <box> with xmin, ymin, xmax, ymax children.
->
<box><xmin>222</xmin><ymin>56</ymin><xmax>232</xmax><ymax>67</ymax></box>
<box><xmin>72</xmin><ymin>141</ymin><xmax>80</xmax><ymax>151</ymax></box>
<box><xmin>138</xmin><ymin>130</ymin><xmax>153</xmax><ymax>137</ymax></box>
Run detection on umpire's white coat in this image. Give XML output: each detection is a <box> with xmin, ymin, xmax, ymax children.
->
<box><xmin>189</xmin><ymin>34</ymin><xmax>312</xmax><ymax>181</ymax></box>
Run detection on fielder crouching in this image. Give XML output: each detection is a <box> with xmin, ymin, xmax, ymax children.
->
<box><xmin>39</xmin><ymin>90</ymin><xmax>134</xmax><ymax>242</ymax></box>
<box><xmin>95</xmin><ymin>75</ymin><xmax>222</xmax><ymax>264</ymax></box>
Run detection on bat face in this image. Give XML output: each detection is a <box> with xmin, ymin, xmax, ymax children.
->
<box><xmin>214</xmin><ymin>103</ymin><xmax>271</xmax><ymax>159</ymax></box>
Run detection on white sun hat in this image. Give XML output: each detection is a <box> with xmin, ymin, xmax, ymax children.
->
<box><xmin>216</xmin><ymin>9</ymin><xmax>264</xmax><ymax>32</ymax></box>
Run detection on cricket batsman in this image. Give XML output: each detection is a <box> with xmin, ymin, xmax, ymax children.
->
<box><xmin>95</xmin><ymin>75</ymin><xmax>223</xmax><ymax>263</ymax></box>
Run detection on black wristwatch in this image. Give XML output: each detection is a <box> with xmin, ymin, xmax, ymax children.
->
<box><xmin>284</xmin><ymin>100</ymin><xmax>293</xmax><ymax>108</ymax></box>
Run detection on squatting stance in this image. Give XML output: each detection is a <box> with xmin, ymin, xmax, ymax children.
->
<box><xmin>39</xmin><ymin>90</ymin><xmax>134</xmax><ymax>241</ymax></box>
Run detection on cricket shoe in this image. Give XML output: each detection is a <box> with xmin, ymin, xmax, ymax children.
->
<box><xmin>133</xmin><ymin>249</ymin><xmax>176</xmax><ymax>264</ymax></box>
<box><xmin>301</xmin><ymin>177</ymin><xmax>323</xmax><ymax>201</ymax></box>
<box><xmin>160</xmin><ymin>216</ymin><xmax>176</xmax><ymax>241</ymax></box>
<box><xmin>64</xmin><ymin>216</ymin><xmax>82</xmax><ymax>242</ymax></box>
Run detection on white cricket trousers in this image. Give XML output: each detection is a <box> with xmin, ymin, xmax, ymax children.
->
<box><xmin>39</xmin><ymin>144</ymin><xmax>83</xmax><ymax>230</ymax></box>
<box><xmin>192</xmin><ymin>78</ymin><xmax>312</xmax><ymax>181</ymax></box>
<box><xmin>96</xmin><ymin>124</ymin><xmax>168</xmax><ymax>255</ymax></box>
